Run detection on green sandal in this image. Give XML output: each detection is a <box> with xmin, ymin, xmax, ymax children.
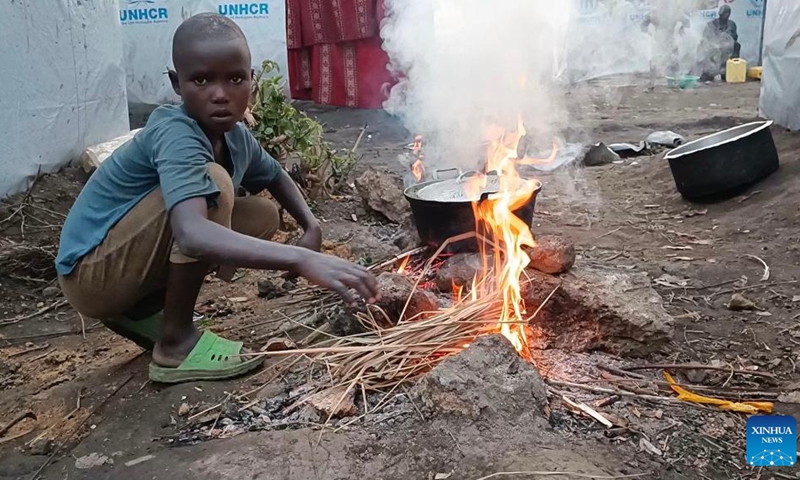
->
<box><xmin>105</xmin><ymin>312</ymin><xmax>164</xmax><ymax>350</ymax></box>
<box><xmin>148</xmin><ymin>331</ymin><xmax>264</xmax><ymax>384</ymax></box>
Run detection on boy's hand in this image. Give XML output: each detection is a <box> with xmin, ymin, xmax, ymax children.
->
<box><xmin>293</xmin><ymin>252</ymin><xmax>379</xmax><ymax>306</ymax></box>
<box><xmin>296</xmin><ymin>222</ymin><xmax>322</xmax><ymax>252</ymax></box>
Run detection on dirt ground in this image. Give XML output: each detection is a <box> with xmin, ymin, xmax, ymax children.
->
<box><xmin>2</xmin><ymin>79</ymin><xmax>800</xmax><ymax>480</ymax></box>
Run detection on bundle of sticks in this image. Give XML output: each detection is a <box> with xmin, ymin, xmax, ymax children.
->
<box><xmin>0</xmin><ymin>238</ymin><xmax>56</xmax><ymax>280</ymax></box>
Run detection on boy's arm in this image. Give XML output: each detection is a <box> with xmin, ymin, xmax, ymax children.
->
<box><xmin>266</xmin><ymin>169</ymin><xmax>322</xmax><ymax>251</ymax></box>
<box><xmin>241</xmin><ymin>132</ymin><xmax>321</xmax><ymax>251</ymax></box>
<box><xmin>170</xmin><ymin>196</ymin><xmax>376</xmax><ymax>304</ymax></box>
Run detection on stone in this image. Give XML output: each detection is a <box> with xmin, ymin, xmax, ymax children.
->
<box><xmin>322</xmin><ymin>240</ymin><xmax>354</xmax><ymax>260</ymax></box>
<box><xmin>256</xmin><ymin>277</ymin><xmax>282</xmax><ymax>299</ymax></box>
<box><xmin>727</xmin><ymin>293</ymin><xmax>758</xmax><ymax>311</ymax></box>
<box><xmin>522</xmin><ymin>267</ymin><xmax>673</xmax><ymax>357</ymax></box>
<box><xmin>393</xmin><ymin>218</ymin><xmax>423</xmax><ymax>251</ymax></box>
<box><xmin>308</xmin><ymin>385</ymin><xmax>358</xmax><ymax>418</ymax></box>
<box><xmin>412</xmin><ymin>335</ymin><xmax>548</xmax><ymax>420</ymax></box>
<box><xmin>527</xmin><ymin>235</ymin><xmax>575</xmax><ymax>275</ymax></box>
<box><xmin>42</xmin><ymin>286</ymin><xmax>61</xmax><ymax>299</ymax></box>
<box><xmin>74</xmin><ymin>452</ymin><xmax>113</xmax><ymax>469</ymax></box>
<box><xmin>376</xmin><ymin>272</ymin><xmax>439</xmax><ymax>322</ymax></box>
<box><xmin>177</xmin><ymin>403</ymin><xmax>191</xmax><ymax>416</ymax></box>
<box><xmin>355</xmin><ymin>167</ymin><xmax>410</xmax><ymax>224</ymax></box>
<box><xmin>261</xmin><ymin>338</ymin><xmax>297</xmax><ymax>352</ymax></box>
<box><xmin>434</xmin><ymin>253</ymin><xmax>487</xmax><ymax>293</ymax></box>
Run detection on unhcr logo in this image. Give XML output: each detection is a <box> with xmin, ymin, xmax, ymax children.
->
<box><xmin>120</xmin><ymin>0</ymin><xmax>169</xmax><ymax>25</ymax></box>
<box><xmin>218</xmin><ymin>3</ymin><xmax>270</xmax><ymax>18</ymax></box>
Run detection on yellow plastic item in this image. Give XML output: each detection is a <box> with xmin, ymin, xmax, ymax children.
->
<box><xmin>726</xmin><ymin>58</ymin><xmax>747</xmax><ymax>83</ymax></box>
<box><xmin>748</xmin><ymin>66</ymin><xmax>763</xmax><ymax>80</ymax></box>
<box><xmin>664</xmin><ymin>372</ymin><xmax>773</xmax><ymax>414</ymax></box>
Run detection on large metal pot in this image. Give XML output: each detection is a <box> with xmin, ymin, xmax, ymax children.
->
<box><xmin>403</xmin><ymin>170</ymin><xmax>542</xmax><ymax>250</ymax></box>
<box><xmin>664</xmin><ymin>121</ymin><xmax>779</xmax><ymax>200</ymax></box>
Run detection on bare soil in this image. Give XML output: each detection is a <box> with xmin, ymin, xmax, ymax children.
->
<box><xmin>2</xmin><ymin>80</ymin><xmax>800</xmax><ymax>480</ymax></box>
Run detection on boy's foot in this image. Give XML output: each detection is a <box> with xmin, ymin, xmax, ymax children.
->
<box><xmin>149</xmin><ymin>331</ymin><xmax>264</xmax><ymax>383</ymax></box>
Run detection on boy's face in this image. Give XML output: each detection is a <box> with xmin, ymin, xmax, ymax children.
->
<box><xmin>170</xmin><ymin>37</ymin><xmax>252</xmax><ymax>136</ymax></box>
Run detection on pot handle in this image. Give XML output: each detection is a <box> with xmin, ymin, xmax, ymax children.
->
<box><xmin>432</xmin><ymin>168</ymin><xmax>461</xmax><ymax>180</ymax></box>
<box><xmin>456</xmin><ymin>170</ymin><xmax>499</xmax><ymax>184</ymax></box>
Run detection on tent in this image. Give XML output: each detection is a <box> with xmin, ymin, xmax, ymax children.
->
<box><xmin>0</xmin><ymin>1</ymin><xmax>129</xmax><ymax>198</ymax></box>
<box><xmin>759</xmin><ymin>0</ymin><xmax>800</xmax><ymax>130</ymax></box>
<box><xmin>119</xmin><ymin>0</ymin><xmax>288</xmax><ymax>106</ymax></box>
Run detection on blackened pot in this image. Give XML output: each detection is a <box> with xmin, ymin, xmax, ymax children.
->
<box><xmin>404</xmin><ymin>171</ymin><xmax>542</xmax><ymax>251</ymax></box>
<box><xmin>664</xmin><ymin>121</ymin><xmax>779</xmax><ymax>200</ymax></box>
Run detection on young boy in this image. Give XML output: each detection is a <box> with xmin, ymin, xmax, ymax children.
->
<box><xmin>56</xmin><ymin>13</ymin><xmax>378</xmax><ymax>383</ymax></box>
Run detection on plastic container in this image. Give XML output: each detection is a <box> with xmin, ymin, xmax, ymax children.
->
<box><xmin>726</xmin><ymin>58</ymin><xmax>747</xmax><ymax>83</ymax></box>
<box><xmin>748</xmin><ymin>67</ymin><xmax>763</xmax><ymax>80</ymax></box>
<box><xmin>666</xmin><ymin>75</ymin><xmax>699</xmax><ymax>90</ymax></box>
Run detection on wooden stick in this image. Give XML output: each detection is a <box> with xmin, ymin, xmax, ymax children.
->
<box><xmin>474</xmin><ymin>471</ymin><xmax>648</xmax><ymax>480</ymax></box>
<box><xmin>0</xmin><ymin>299</ymin><xmax>68</xmax><ymax>326</ymax></box>
<box><xmin>0</xmin><ymin>410</ymin><xmax>36</xmax><ymax>437</ymax></box>
<box><xmin>625</xmin><ymin>363</ymin><xmax>776</xmax><ymax>378</ymax></box>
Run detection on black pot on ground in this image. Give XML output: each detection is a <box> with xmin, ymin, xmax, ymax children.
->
<box><xmin>664</xmin><ymin>121</ymin><xmax>779</xmax><ymax>200</ymax></box>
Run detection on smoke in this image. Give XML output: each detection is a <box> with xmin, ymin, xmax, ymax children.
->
<box><xmin>381</xmin><ymin>0</ymin><xmax>573</xmax><ymax>174</ymax></box>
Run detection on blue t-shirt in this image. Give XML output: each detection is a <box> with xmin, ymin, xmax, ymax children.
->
<box><xmin>56</xmin><ymin>105</ymin><xmax>281</xmax><ymax>276</ymax></box>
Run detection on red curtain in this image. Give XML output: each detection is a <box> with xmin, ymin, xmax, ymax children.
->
<box><xmin>286</xmin><ymin>0</ymin><xmax>393</xmax><ymax>109</ymax></box>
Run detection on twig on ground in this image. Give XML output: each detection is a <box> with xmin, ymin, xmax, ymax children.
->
<box><xmin>0</xmin><ymin>299</ymin><xmax>69</xmax><ymax>327</ymax></box>
<box><xmin>625</xmin><ymin>363</ymin><xmax>776</xmax><ymax>379</ymax></box>
<box><xmin>29</xmin><ymin>348</ymin><xmax>56</xmax><ymax>362</ymax></box>
<box><xmin>743</xmin><ymin>254</ymin><xmax>770</xmax><ymax>282</ymax></box>
<box><xmin>596</xmin><ymin>227</ymin><xmax>623</xmax><ymax>239</ymax></box>
<box><xmin>474</xmin><ymin>471</ymin><xmax>648</xmax><ymax>480</ymax></box>
<box><xmin>561</xmin><ymin>395</ymin><xmax>613</xmax><ymax>428</ymax></box>
<box><xmin>7</xmin><ymin>343</ymin><xmax>50</xmax><ymax>358</ymax></box>
<box><xmin>0</xmin><ymin>410</ymin><xmax>36</xmax><ymax>437</ymax></box>
<box><xmin>0</xmin><ymin>325</ymin><xmax>103</xmax><ymax>347</ymax></box>
<box><xmin>711</xmin><ymin>280</ymin><xmax>799</xmax><ymax>298</ymax></box>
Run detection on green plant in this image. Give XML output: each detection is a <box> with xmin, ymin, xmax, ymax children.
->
<box><xmin>248</xmin><ymin>61</ymin><xmax>359</xmax><ymax>197</ymax></box>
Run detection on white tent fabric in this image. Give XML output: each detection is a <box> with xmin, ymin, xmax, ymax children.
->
<box><xmin>0</xmin><ymin>1</ymin><xmax>130</xmax><ymax>198</ymax></box>
<box><xmin>759</xmin><ymin>0</ymin><xmax>800</xmax><ymax>130</ymax></box>
<box><xmin>561</xmin><ymin>0</ymin><xmax>765</xmax><ymax>83</ymax></box>
<box><xmin>120</xmin><ymin>0</ymin><xmax>288</xmax><ymax>106</ymax></box>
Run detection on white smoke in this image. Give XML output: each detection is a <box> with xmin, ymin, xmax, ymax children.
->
<box><xmin>381</xmin><ymin>0</ymin><xmax>574</xmax><ymax>175</ymax></box>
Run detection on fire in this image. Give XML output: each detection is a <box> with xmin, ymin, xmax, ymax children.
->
<box><xmin>464</xmin><ymin>116</ymin><xmax>555</xmax><ymax>362</ymax></box>
<box><xmin>397</xmin><ymin>256</ymin><xmax>410</xmax><ymax>274</ymax></box>
<box><xmin>452</xmin><ymin>282</ymin><xmax>464</xmax><ymax>303</ymax></box>
<box><xmin>411</xmin><ymin>159</ymin><xmax>425</xmax><ymax>182</ymax></box>
<box><xmin>410</xmin><ymin>135</ymin><xmax>425</xmax><ymax>182</ymax></box>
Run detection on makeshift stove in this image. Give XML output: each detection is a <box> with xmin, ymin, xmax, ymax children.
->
<box><xmin>173</xmin><ymin>121</ymin><xmax>676</xmax><ymax>443</ymax></box>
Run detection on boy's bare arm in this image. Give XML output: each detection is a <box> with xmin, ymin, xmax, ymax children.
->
<box><xmin>267</xmin><ymin>169</ymin><xmax>318</xmax><ymax>230</ymax></box>
<box><xmin>266</xmin><ymin>169</ymin><xmax>322</xmax><ymax>251</ymax></box>
<box><xmin>169</xmin><ymin>197</ymin><xmax>378</xmax><ymax>304</ymax></box>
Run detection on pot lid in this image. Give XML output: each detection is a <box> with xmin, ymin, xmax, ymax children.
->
<box><xmin>405</xmin><ymin>172</ymin><xmax>540</xmax><ymax>203</ymax></box>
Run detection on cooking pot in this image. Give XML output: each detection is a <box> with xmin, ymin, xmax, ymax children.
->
<box><xmin>664</xmin><ymin>121</ymin><xmax>779</xmax><ymax>200</ymax></box>
<box><xmin>404</xmin><ymin>169</ymin><xmax>542</xmax><ymax>251</ymax></box>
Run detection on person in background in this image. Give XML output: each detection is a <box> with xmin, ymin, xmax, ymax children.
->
<box><xmin>641</xmin><ymin>2</ymin><xmax>690</xmax><ymax>92</ymax></box>
<box><xmin>697</xmin><ymin>5</ymin><xmax>740</xmax><ymax>81</ymax></box>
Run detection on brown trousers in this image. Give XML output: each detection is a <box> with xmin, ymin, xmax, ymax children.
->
<box><xmin>60</xmin><ymin>163</ymin><xmax>279</xmax><ymax>319</ymax></box>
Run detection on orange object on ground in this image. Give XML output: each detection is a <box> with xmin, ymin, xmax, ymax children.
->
<box><xmin>663</xmin><ymin>372</ymin><xmax>773</xmax><ymax>414</ymax></box>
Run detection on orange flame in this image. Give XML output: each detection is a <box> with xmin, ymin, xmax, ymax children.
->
<box><xmin>464</xmin><ymin>116</ymin><xmax>556</xmax><ymax>362</ymax></box>
<box><xmin>397</xmin><ymin>256</ymin><xmax>410</xmax><ymax>274</ymax></box>
<box><xmin>411</xmin><ymin>159</ymin><xmax>425</xmax><ymax>182</ymax></box>
<box><xmin>453</xmin><ymin>282</ymin><xmax>464</xmax><ymax>303</ymax></box>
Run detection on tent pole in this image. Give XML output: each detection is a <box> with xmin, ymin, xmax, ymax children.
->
<box><xmin>759</xmin><ymin>0</ymin><xmax>768</xmax><ymax>66</ymax></box>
